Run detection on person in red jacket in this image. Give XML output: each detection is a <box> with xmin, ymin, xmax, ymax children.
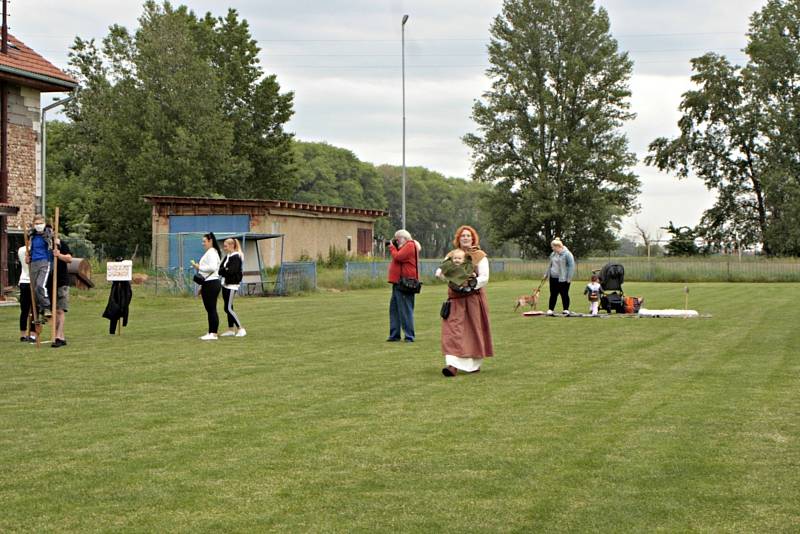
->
<box><xmin>387</xmin><ymin>229</ymin><xmax>421</xmax><ymax>342</ymax></box>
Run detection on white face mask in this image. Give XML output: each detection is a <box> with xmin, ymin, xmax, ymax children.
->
<box><xmin>34</xmin><ymin>224</ymin><xmax>45</xmax><ymax>232</ymax></box>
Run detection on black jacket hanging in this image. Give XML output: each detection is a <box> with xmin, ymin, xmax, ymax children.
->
<box><xmin>102</xmin><ymin>281</ymin><xmax>133</xmax><ymax>334</ymax></box>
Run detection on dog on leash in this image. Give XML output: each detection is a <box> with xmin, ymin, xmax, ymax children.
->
<box><xmin>514</xmin><ymin>288</ymin><xmax>541</xmax><ymax>312</ymax></box>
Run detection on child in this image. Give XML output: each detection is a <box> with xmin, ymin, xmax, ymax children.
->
<box><xmin>584</xmin><ymin>274</ymin><xmax>603</xmax><ymax>316</ymax></box>
<box><xmin>438</xmin><ymin>249</ymin><xmax>476</xmax><ymax>290</ymax></box>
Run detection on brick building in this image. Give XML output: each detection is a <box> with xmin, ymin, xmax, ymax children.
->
<box><xmin>0</xmin><ymin>32</ymin><xmax>76</xmax><ymax>293</ymax></box>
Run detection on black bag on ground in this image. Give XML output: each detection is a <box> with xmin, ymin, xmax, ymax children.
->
<box><xmin>440</xmin><ymin>300</ymin><xmax>451</xmax><ymax>319</ymax></box>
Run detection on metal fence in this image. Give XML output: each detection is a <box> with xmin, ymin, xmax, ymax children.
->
<box><xmin>345</xmin><ymin>260</ymin><xmax>508</xmax><ymax>283</ymax></box>
<box><xmin>345</xmin><ymin>258</ymin><xmax>800</xmax><ymax>283</ymax></box>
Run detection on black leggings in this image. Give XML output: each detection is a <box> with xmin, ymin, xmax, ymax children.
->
<box><xmin>201</xmin><ymin>279</ymin><xmax>221</xmax><ymax>334</ymax></box>
<box><xmin>222</xmin><ymin>287</ymin><xmax>242</xmax><ymax>329</ymax></box>
<box><xmin>19</xmin><ymin>283</ymin><xmax>32</xmax><ymax>331</ymax></box>
<box><xmin>548</xmin><ymin>277</ymin><xmax>571</xmax><ymax>311</ymax></box>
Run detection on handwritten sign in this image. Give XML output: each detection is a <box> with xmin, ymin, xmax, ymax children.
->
<box><xmin>106</xmin><ymin>260</ymin><xmax>133</xmax><ymax>282</ymax></box>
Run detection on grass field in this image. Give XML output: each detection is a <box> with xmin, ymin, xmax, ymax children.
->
<box><xmin>1</xmin><ymin>281</ymin><xmax>799</xmax><ymax>532</ymax></box>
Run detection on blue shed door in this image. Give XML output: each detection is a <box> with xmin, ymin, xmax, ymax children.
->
<box><xmin>169</xmin><ymin>215</ymin><xmax>250</xmax><ymax>269</ymax></box>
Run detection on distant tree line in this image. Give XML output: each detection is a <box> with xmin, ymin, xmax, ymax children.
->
<box><xmin>45</xmin><ymin>0</ymin><xmax>800</xmax><ymax>261</ymax></box>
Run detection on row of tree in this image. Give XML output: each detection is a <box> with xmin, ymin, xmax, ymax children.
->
<box><xmin>646</xmin><ymin>0</ymin><xmax>800</xmax><ymax>256</ymax></box>
<box><xmin>47</xmin><ymin>0</ymin><xmax>800</xmax><ymax>260</ymax></box>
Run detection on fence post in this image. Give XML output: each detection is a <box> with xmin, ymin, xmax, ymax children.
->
<box><xmin>727</xmin><ymin>258</ymin><xmax>731</xmax><ymax>282</ymax></box>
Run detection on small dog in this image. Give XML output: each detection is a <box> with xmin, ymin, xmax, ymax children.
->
<box><xmin>514</xmin><ymin>288</ymin><xmax>541</xmax><ymax>312</ymax></box>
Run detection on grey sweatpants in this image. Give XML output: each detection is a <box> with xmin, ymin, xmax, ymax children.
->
<box><xmin>30</xmin><ymin>260</ymin><xmax>51</xmax><ymax>310</ymax></box>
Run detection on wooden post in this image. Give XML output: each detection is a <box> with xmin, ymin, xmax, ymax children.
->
<box><xmin>117</xmin><ymin>318</ymin><xmax>122</xmax><ymax>336</ymax></box>
<box><xmin>23</xmin><ymin>229</ymin><xmax>41</xmax><ymax>348</ymax></box>
<box><xmin>51</xmin><ymin>208</ymin><xmax>59</xmax><ymax>341</ymax></box>
<box><xmin>683</xmin><ymin>285</ymin><xmax>689</xmax><ymax>317</ymax></box>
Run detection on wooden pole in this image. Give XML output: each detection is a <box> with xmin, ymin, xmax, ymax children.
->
<box><xmin>51</xmin><ymin>208</ymin><xmax>59</xmax><ymax>341</ymax></box>
<box><xmin>117</xmin><ymin>318</ymin><xmax>122</xmax><ymax>336</ymax></box>
<box><xmin>23</xmin><ymin>229</ymin><xmax>40</xmax><ymax>348</ymax></box>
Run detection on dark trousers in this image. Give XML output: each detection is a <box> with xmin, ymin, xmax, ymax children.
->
<box><xmin>222</xmin><ymin>287</ymin><xmax>242</xmax><ymax>329</ymax></box>
<box><xmin>19</xmin><ymin>283</ymin><xmax>31</xmax><ymax>331</ymax></box>
<box><xmin>548</xmin><ymin>277</ymin><xmax>571</xmax><ymax>311</ymax></box>
<box><xmin>201</xmin><ymin>279</ymin><xmax>221</xmax><ymax>334</ymax></box>
<box><xmin>388</xmin><ymin>283</ymin><xmax>416</xmax><ymax>341</ymax></box>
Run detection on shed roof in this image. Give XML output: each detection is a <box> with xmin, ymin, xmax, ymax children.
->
<box><xmin>0</xmin><ymin>34</ymin><xmax>77</xmax><ymax>92</ymax></box>
<box><xmin>144</xmin><ymin>195</ymin><xmax>387</xmax><ymax>219</ymax></box>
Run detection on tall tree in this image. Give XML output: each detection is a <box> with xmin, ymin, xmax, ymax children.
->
<box><xmin>464</xmin><ymin>0</ymin><xmax>640</xmax><ymax>258</ymax></box>
<box><xmin>63</xmin><ymin>1</ymin><xmax>294</xmax><ymax>252</ymax></box>
<box><xmin>647</xmin><ymin>0</ymin><xmax>800</xmax><ymax>255</ymax></box>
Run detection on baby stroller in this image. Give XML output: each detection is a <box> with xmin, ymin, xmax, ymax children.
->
<box><xmin>598</xmin><ymin>263</ymin><xmax>625</xmax><ymax>313</ymax></box>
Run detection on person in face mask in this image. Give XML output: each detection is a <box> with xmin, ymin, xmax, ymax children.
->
<box><xmin>26</xmin><ymin>214</ymin><xmax>54</xmax><ymax>319</ymax></box>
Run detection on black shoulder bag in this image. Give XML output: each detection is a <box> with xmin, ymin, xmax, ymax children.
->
<box><xmin>397</xmin><ymin>244</ymin><xmax>422</xmax><ymax>294</ymax></box>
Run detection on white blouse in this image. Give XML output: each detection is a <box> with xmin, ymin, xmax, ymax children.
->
<box><xmin>197</xmin><ymin>248</ymin><xmax>221</xmax><ymax>281</ymax></box>
<box><xmin>17</xmin><ymin>246</ymin><xmax>30</xmax><ymax>284</ymax></box>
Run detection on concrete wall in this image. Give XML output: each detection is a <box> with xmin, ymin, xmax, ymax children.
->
<box><xmin>6</xmin><ymin>84</ymin><xmax>40</xmax><ymax>230</ymax></box>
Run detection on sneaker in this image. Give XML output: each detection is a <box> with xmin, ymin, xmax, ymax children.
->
<box><xmin>199</xmin><ymin>333</ymin><xmax>218</xmax><ymax>341</ymax></box>
<box><xmin>546</xmin><ymin>310</ymin><xmax>554</xmax><ymax>316</ymax></box>
<box><xmin>386</xmin><ymin>337</ymin><xmax>401</xmax><ymax>342</ymax></box>
<box><xmin>220</xmin><ymin>330</ymin><xmax>236</xmax><ymax>337</ymax></box>
<box><xmin>562</xmin><ymin>310</ymin><xmax>571</xmax><ymax>315</ymax></box>
<box><xmin>51</xmin><ymin>339</ymin><xmax>66</xmax><ymax>348</ymax></box>
<box><xmin>235</xmin><ymin>328</ymin><xmax>247</xmax><ymax>338</ymax></box>
<box><xmin>28</xmin><ymin>336</ymin><xmax>37</xmax><ymax>344</ymax></box>
<box><xmin>404</xmin><ymin>338</ymin><xmax>414</xmax><ymax>343</ymax></box>
<box><xmin>20</xmin><ymin>336</ymin><xmax>28</xmax><ymax>342</ymax></box>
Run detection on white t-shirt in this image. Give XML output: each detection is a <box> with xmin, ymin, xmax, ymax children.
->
<box><xmin>17</xmin><ymin>246</ymin><xmax>30</xmax><ymax>284</ymax></box>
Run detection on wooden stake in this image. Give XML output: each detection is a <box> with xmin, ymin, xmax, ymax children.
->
<box><xmin>51</xmin><ymin>207</ymin><xmax>59</xmax><ymax>342</ymax></box>
<box><xmin>23</xmin><ymin>229</ymin><xmax>40</xmax><ymax>348</ymax></box>
<box><xmin>683</xmin><ymin>285</ymin><xmax>689</xmax><ymax>317</ymax></box>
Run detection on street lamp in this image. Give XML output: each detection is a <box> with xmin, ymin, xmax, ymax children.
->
<box><xmin>41</xmin><ymin>95</ymin><xmax>74</xmax><ymax>215</ymax></box>
<box><xmin>401</xmin><ymin>14</ymin><xmax>409</xmax><ymax>230</ymax></box>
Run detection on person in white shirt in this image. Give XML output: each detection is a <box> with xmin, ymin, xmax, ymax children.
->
<box><xmin>191</xmin><ymin>232</ymin><xmax>221</xmax><ymax>340</ymax></box>
<box><xmin>218</xmin><ymin>238</ymin><xmax>246</xmax><ymax>337</ymax></box>
<box><xmin>584</xmin><ymin>274</ymin><xmax>603</xmax><ymax>316</ymax></box>
<box><xmin>17</xmin><ymin>245</ymin><xmax>35</xmax><ymax>342</ymax></box>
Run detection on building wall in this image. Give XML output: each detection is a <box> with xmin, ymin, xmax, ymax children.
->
<box><xmin>6</xmin><ymin>84</ymin><xmax>40</xmax><ymax>230</ymax></box>
<box><xmin>150</xmin><ymin>204</ymin><xmax>379</xmax><ymax>268</ymax></box>
<box><xmin>252</xmin><ymin>210</ymin><xmax>375</xmax><ymax>266</ymax></box>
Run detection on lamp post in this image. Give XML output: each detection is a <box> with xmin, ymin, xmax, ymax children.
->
<box><xmin>401</xmin><ymin>14</ymin><xmax>409</xmax><ymax>230</ymax></box>
<box><xmin>41</xmin><ymin>95</ymin><xmax>74</xmax><ymax>215</ymax></box>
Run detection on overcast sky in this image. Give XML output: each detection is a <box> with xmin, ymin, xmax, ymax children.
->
<box><xmin>12</xmin><ymin>0</ymin><xmax>769</xmax><ymax>240</ymax></box>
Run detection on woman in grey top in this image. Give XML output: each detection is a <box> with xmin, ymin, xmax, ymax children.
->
<box><xmin>545</xmin><ymin>238</ymin><xmax>576</xmax><ymax>315</ymax></box>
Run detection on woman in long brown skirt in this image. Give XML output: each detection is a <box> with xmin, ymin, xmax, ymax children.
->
<box><xmin>436</xmin><ymin>225</ymin><xmax>494</xmax><ymax>377</ymax></box>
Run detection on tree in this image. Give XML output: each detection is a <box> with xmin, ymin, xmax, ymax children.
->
<box><xmin>661</xmin><ymin>221</ymin><xmax>700</xmax><ymax>256</ymax></box>
<box><xmin>62</xmin><ymin>1</ymin><xmax>295</xmax><ymax>252</ymax></box>
<box><xmin>645</xmin><ymin>53</ymin><xmax>770</xmax><ymax>253</ymax></box>
<box><xmin>647</xmin><ymin>0</ymin><xmax>800</xmax><ymax>256</ymax></box>
<box><xmin>463</xmin><ymin>0</ymin><xmax>640</xmax><ymax>258</ymax></box>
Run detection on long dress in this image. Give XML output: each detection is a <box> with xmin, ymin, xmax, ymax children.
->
<box><xmin>439</xmin><ymin>255</ymin><xmax>494</xmax><ymax>371</ymax></box>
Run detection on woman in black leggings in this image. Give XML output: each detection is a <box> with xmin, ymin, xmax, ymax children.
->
<box><xmin>192</xmin><ymin>233</ymin><xmax>222</xmax><ymax>340</ymax></box>
<box><xmin>545</xmin><ymin>238</ymin><xmax>576</xmax><ymax>315</ymax></box>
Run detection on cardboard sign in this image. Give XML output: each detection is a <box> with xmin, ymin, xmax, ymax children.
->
<box><xmin>106</xmin><ymin>260</ymin><xmax>133</xmax><ymax>282</ymax></box>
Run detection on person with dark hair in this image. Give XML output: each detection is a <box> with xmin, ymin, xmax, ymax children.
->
<box><xmin>47</xmin><ymin>238</ymin><xmax>73</xmax><ymax>348</ymax></box>
<box><xmin>191</xmin><ymin>233</ymin><xmax>221</xmax><ymax>341</ymax></box>
<box><xmin>218</xmin><ymin>238</ymin><xmax>246</xmax><ymax>338</ymax></box>
<box><xmin>17</xmin><ymin>245</ymin><xmax>34</xmax><ymax>342</ymax></box>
